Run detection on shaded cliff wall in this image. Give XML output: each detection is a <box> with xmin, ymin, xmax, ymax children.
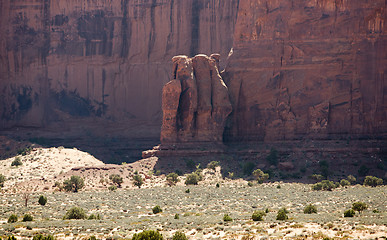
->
<box><xmin>0</xmin><ymin>0</ymin><xmax>239</xmax><ymax>129</ymax></box>
<box><xmin>223</xmin><ymin>0</ymin><xmax>387</xmax><ymax>141</ymax></box>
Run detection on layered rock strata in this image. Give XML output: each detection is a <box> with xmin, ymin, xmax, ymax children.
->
<box><xmin>222</xmin><ymin>0</ymin><xmax>387</xmax><ymax>141</ymax></box>
<box><xmin>161</xmin><ymin>54</ymin><xmax>232</xmax><ymax>145</ymax></box>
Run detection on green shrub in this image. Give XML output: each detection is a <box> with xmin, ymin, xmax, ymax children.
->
<box><xmin>243</xmin><ymin>162</ymin><xmax>256</xmax><ymax>176</ymax></box>
<box><xmin>172</xmin><ymin>232</ymin><xmax>187</xmax><ymax>240</ymax></box>
<box><xmin>131</xmin><ymin>230</ymin><xmax>163</xmax><ymax>240</ymax></box>
<box><xmin>154</xmin><ymin>170</ymin><xmax>161</xmax><ymax>176</ymax></box>
<box><xmin>166</xmin><ymin>173</ymin><xmax>179</xmax><ymax>186</ymax></box>
<box><xmin>207</xmin><ymin>161</ymin><xmax>219</xmax><ymax>170</ymax></box>
<box><xmin>7</xmin><ymin>236</ymin><xmax>17</xmax><ymax>240</ymax></box>
<box><xmin>88</xmin><ymin>213</ymin><xmax>101</xmax><ymax>220</ymax></box>
<box><xmin>347</xmin><ymin>175</ymin><xmax>356</xmax><ymax>184</ymax></box>
<box><xmin>108</xmin><ymin>185</ymin><xmax>117</xmax><ymax>191</ymax></box>
<box><xmin>63</xmin><ymin>176</ymin><xmax>85</xmax><ymax>192</ymax></box>
<box><xmin>11</xmin><ymin>157</ymin><xmax>22</xmax><ymax>167</ymax></box>
<box><xmin>352</xmin><ymin>202</ymin><xmax>367</xmax><ymax>213</ymax></box>
<box><xmin>216</xmin><ymin>183</ymin><xmax>220</xmax><ymax>188</ymax></box>
<box><xmin>309</xmin><ymin>174</ymin><xmax>324</xmax><ymax>181</ymax></box>
<box><xmin>247</xmin><ymin>181</ymin><xmax>254</xmax><ymax>187</ymax></box>
<box><xmin>174</xmin><ymin>214</ymin><xmax>179</xmax><ymax>219</ymax></box>
<box><xmin>252</xmin><ymin>169</ymin><xmax>269</xmax><ymax>184</ymax></box>
<box><xmin>251</xmin><ymin>210</ymin><xmax>266</xmax><ymax>221</ymax></box>
<box><xmin>340</xmin><ymin>179</ymin><xmax>350</xmax><ymax>187</ymax></box>
<box><xmin>133</xmin><ymin>174</ymin><xmax>143</xmax><ymax>188</ymax></box>
<box><xmin>312</xmin><ymin>180</ymin><xmax>336</xmax><ymax>191</ymax></box>
<box><xmin>38</xmin><ymin>195</ymin><xmax>47</xmax><ymax>206</ymax></box>
<box><xmin>363</xmin><ymin>176</ymin><xmax>383</xmax><ymax>187</ymax></box>
<box><xmin>109</xmin><ymin>174</ymin><xmax>123</xmax><ymax>187</ymax></box>
<box><xmin>304</xmin><ymin>204</ymin><xmax>317</xmax><ymax>214</ymax></box>
<box><xmin>22</xmin><ymin>214</ymin><xmax>33</xmax><ymax>222</ymax></box>
<box><xmin>185</xmin><ymin>173</ymin><xmax>200</xmax><ymax>185</ymax></box>
<box><xmin>87</xmin><ymin>236</ymin><xmax>97</xmax><ymax>240</ymax></box>
<box><xmin>32</xmin><ymin>234</ymin><xmax>55</xmax><ymax>240</ymax></box>
<box><xmin>276</xmin><ymin>208</ymin><xmax>289</xmax><ymax>220</ymax></box>
<box><xmin>266</xmin><ymin>148</ymin><xmax>278</xmax><ymax>166</ymax></box>
<box><xmin>0</xmin><ymin>173</ymin><xmax>6</xmax><ymax>187</ymax></box>
<box><xmin>223</xmin><ymin>214</ymin><xmax>232</xmax><ymax>222</ymax></box>
<box><xmin>8</xmin><ymin>214</ymin><xmax>18</xmax><ymax>223</ymax></box>
<box><xmin>63</xmin><ymin>207</ymin><xmax>87</xmax><ymax>220</ymax></box>
<box><xmin>265</xmin><ymin>208</ymin><xmax>269</xmax><ymax>213</ymax></box>
<box><xmin>344</xmin><ymin>209</ymin><xmax>355</xmax><ymax>217</ymax></box>
<box><xmin>152</xmin><ymin>205</ymin><xmax>162</xmax><ymax>214</ymax></box>
<box><xmin>185</xmin><ymin>189</ymin><xmax>190</xmax><ymax>193</ymax></box>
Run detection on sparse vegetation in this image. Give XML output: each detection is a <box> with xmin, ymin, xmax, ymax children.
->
<box><xmin>340</xmin><ymin>179</ymin><xmax>350</xmax><ymax>187</ymax></box>
<box><xmin>309</xmin><ymin>174</ymin><xmax>324</xmax><ymax>181</ymax></box>
<box><xmin>352</xmin><ymin>202</ymin><xmax>368</xmax><ymax>213</ymax></box>
<box><xmin>131</xmin><ymin>230</ymin><xmax>163</xmax><ymax>240</ymax></box>
<box><xmin>223</xmin><ymin>214</ymin><xmax>232</xmax><ymax>222</ymax></box>
<box><xmin>152</xmin><ymin>205</ymin><xmax>162</xmax><ymax>214</ymax></box>
<box><xmin>363</xmin><ymin>176</ymin><xmax>383</xmax><ymax>187</ymax></box>
<box><xmin>185</xmin><ymin>188</ymin><xmax>190</xmax><ymax>193</ymax></box>
<box><xmin>276</xmin><ymin>208</ymin><xmax>289</xmax><ymax>220</ymax></box>
<box><xmin>88</xmin><ymin>213</ymin><xmax>101</xmax><ymax>220</ymax></box>
<box><xmin>304</xmin><ymin>204</ymin><xmax>317</xmax><ymax>214</ymax></box>
<box><xmin>252</xmin><ymin>169</ymin><xmax>269</xmax><ymax>183</ymax></box>
<box><xmin>109</xmin><ymin>174</ymin><xmax>123</xmax><ymax>187</ymax></box>
<box><xmin>63</xmin><ymin>207</ymin><xmax>87</xmax><ymax>220</ymax></box>
<box><xmin>8</xmin><ymin>214</ymin><xmax>18</xmax><ymax>223</ymax></box>
<box><xmin>32</xmin><ymin>234</ymin><xmax>55</xmax><ymax>240</ymax></box>
<box><xmin>207</xmin><ymin>161</ymin><xmax>219</xmax><ymax>170</ymax></box>
<box><xmin>38</xmin><ymin>195</ymin><xmax>47</xmax><ymax>206</ymax></box>
<box><xmin>133</xmin><ymin>174</ymin><xmax>143</xmax><ymax>188</ymax></box>
<box><xmin>185</xmin><ymin>173</ymin><xmax>200</xmax><ymax>185</ymax></box>
<box><xmin>251</xmin><ymin>210</ymin><xmax>266</xmax><ymax>221</ymax></box>
<box><xmin>344</xmin><ymin>209</ymin><xmax>355</xmax><ymax>217</ymax></box>
<box><xmin>0</xmin><ymin>173</ymin><xmax>6</xmax><ymax>188</ymax></box>
<box><xmin>166</xmin><ymin>173</ymin><xmax>179</xmax><ymax>186</ymax></box>
<box><xmin>22</xmin><ymin>214</ymin><xmax>33</xmax><ymax>222</ymax></box>
<box><xmin>347</xmin><ymin>175</ymin><xmax>356</xmax><ymax>184</ymax></box>
<box><xmin>108</xmin><ymin>185</ymin><xmax>117</xmax><ymax>191</ymax></box>
<box><xmin>312</xmin><ymin>180</ymin><xmax>336</xmax><ymax>191</ymax></box>
<box><xmin>172</xmin><ymin>231</ymin><xmax>188</xmax><ymax>240</ymax></box>
<box><xmin>11</xmin><ymin>157</ymin><xmax>23</xmax><ymax>167</ymax></box>
<box><xmin>174</xmin><ymin>214</ymin><xmax>179</xmax><ymax>219</ymax></box>
<box><xmin>63</xmin><ymin>176</ymin><xmax>85</xmax><ymax>192</ymax></box>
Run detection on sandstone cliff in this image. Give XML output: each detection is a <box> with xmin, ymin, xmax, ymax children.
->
<box><xmin>222</xmin><ymin>0</ymin><xmax>386</xmax><ymax>141</ymax></box>
<box><xmin>0</xmin><ymin>0</ymin><xmax>239</xmax><ymax>128</ymax></box>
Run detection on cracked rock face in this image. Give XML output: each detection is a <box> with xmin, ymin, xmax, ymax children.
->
<box><xmin>161</xmin><ymin>54</ymin><xmax>232</xmax><ymax>144</ymax></box>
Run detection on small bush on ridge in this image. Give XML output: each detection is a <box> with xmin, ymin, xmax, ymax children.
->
<box><xmin>276</xmin><ymin>208</ymin><xmax>289</xmax><ymax>220</ymax></box>
<box><xmin>22</xmin><ymin>214</ymin><xmax>33</xmax><ymax>222</ymax></box>
<box><xmin>352</xmin><ymin>202</ymin><xmax>367</xmax><ymax>213</ymax></box>
<box><xmin>344</xmin><ymin>209</ymin><xmax>355</xmax><ymax>217</ymax></box>
<box><xmin>340</xmin><ymin>179</ymin><xmax>350</xmax><ymax>187</ymax></box>
<box><xmin>133</xmin><ymin>174</ymin><xmax>143</xmax><ymax>188</ymax></box>
<box><xmin>363</xmin><ymin>176</ymin><xmax>383</xmax><ymax>187</ymax></box>
<box><xmin>207</xmin><ymin>161</ymin><xmax>219</xmax><ymax>170</ymax></box>
<box><xmin>223</xmin><ymin>214</ymin><xmax>232</xmax><ymax>222</ymax></box>
<box><xmin>38</xmin><ymin>195</ymin><xmax>47</xmax><ymax>206</ymax></box>
<box><xmin>166</xmin><ymin>173</ymin><xmax>179</xmax><ymax>186</ymax></box>
<box><xmin>304</xmin><ymin>204</ymin><xmax>317</xmax><ymax>214</ymax></box>
<box><xmin>152</xmin><ymin>205</ymin><xmax>162</xmax><ymax>214</ymax></box>
<box><xmin>0</xmin><ymin>173</ymin><xmax>6</xmax><ymax>187</ymax></box>
<box><xmin>131</xmin><ymin>230</ymin><xmax>163</xmax><ymax>240</ymax></box>
<box><xmin>109</xmin><ymin>174</ymin><xmax>123</xmax><ymax>187</ymax></box>
<box><xmin>8</xmin><ymin>214</ymin><xmax>18</xmax><ymax>223</ymax></box>
<box><xmin>63</xmin><ymin>176</ymin><xmax>85</xmax><ymax>192</ymax></box>
<box><xmin>32</xmin><ymin>234</ymin><xmax>55</xmax><ymax>240</ymax></box>
<box><xmin>63</xmin><ymin>207</ymin><xmax>87</xmax><ymax>220</ymax></box>
<box><xmin>11</xmin><ymin>157</ymin><xmax>22</xmax><ymax>167</ymax></box>
<box><xmin>252</xmin><ymin>210</ymin><xmax>266</xmax><ymax>221</ymax></box>
<box><xmin>172</xmin><ymin>231</ymin><xmax>188</xmax><ymax>240</ymax></box>
<box><xmin>185</xmin><ymin>173</ymin><xmax>200</xmax><ymax>185</ymax></box>
<box><xmin>252</xmin><ymin>169</ymin><xmax>269</xmax><ymax>184</ymax></box>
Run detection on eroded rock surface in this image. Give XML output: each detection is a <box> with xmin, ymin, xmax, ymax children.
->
<box><xmin>223</xmin><ymin>0</ymin><xmax>387</xmax><ymax>141</ymax></box>
<box><xmin>161</xmin><ymin>54</ymin><xmax>232</xmax><ymax>144</ymax></box>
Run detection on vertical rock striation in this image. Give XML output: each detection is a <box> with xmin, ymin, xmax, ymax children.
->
<box><xmin>223</xmin><ymin>0</ymin><xmax>387</xmax><ymax>141</ymax></box>
<box><xmin>161</xmin><ymin>54</ymin><xmax>232</xmax><ymax>145</ymax></box>
<box><xmin>0</xmin><ymin>0</ymin><xmax>239</xmax><ymax>129</ymax></box>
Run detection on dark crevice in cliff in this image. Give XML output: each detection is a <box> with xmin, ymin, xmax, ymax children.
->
<box><xmin>120</xmin><ymin>0</ymin><xmax>129</xmax><ymax>58</ymax></box>
<box><xmin>190</xmin><ymin>1</ymin><xmax>201</xmax><ymax>57</ymax></box>
<box><xmin>148</xmin><ymin>0</ymin><xmax>157</xmax><ymax>59</ymax></box>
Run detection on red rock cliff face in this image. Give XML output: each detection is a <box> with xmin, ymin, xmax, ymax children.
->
<box><xmin>223</xmin><ymin>0</ymin><xmax>387</xmax><ymax>141</ymax></box>
<box><xmin>0</xmin><ymin>0</ymin><xmax>239</xmax><ymax>128</ymax></box>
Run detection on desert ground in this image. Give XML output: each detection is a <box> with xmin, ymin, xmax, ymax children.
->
<box><xmin>0</xmin><ymin>146</ymin><xmax>386</xmax><ymax>240</ymax></box>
